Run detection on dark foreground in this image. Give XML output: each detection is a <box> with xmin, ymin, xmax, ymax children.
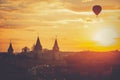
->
<box><xmin>0</xmin><ymin>52</ymin><xmax>120</xmax><ymax>80</ymax></box>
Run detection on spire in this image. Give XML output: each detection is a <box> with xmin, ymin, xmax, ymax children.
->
<box><xmin>53</xmin><ymin>38</ymin><xmax>59</xmax><ymax>52</ymax></box>
<box><xmin>8</xmin><ymin>41</ymin><xmax>14</xmax><ymax>54</ymax></box>
<box><xmin>34</xmin><ymin>36</ymin><xmax>42</xmax><ymax>52</ymax></box>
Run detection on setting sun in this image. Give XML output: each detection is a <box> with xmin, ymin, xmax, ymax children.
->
<box><xmin>93</xmin><ymin>27</ymin><xmax>118</xmax><ymax>46</ymax></box>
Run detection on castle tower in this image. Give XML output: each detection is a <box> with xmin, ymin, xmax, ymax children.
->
<box><xmin>8</xmin><ymin>41</ymin><xmax>14</xmax><ymax>55</ymax></box>
<box><xmin>53</xmin><ymin>38</ymin><xmax>59</xmax><ymax>52</ymax></box>
<box><xmin>34</xmin><ymin>36</ymin><xmax>42</xmax><ymax>53</ymax></box>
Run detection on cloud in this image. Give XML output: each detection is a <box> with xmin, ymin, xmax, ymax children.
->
<box><xmin>0</xmin><ymin>0</ymin><xmax>120</xmax><ymax>29</ymax></box>
<box><xmin>0</xmin><ymin>0</ymin><xmax>59</xmax><ymax>12</ymax></box>
<box><xmin>118</xmin><ymin>16</ymin><xmax>120</xmax><ymax>20</ymax></box>
<box><xmin>0</xmin><ymin>0</ymin><xmax>120</xmax><ymax>13</ymax></box>
<box><xmin>64</xmin><ymin>0</ymin><xmax>120</xmax><ymax>12</ymax></box>
<box><xmin>81</xmin><ymin>0</ymin><xmax>93</xmax><ymax>3</ymax></box>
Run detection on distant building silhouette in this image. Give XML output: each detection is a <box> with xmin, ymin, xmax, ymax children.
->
<box><xmin>53</xmin><ymin>38</ymin><xmax>59</xmax><ymax>52</ymax></box>
<box><xmin>33</xmin><ymin>36</ymin><xmax>42</xmax><ymax>53</ymax></box>
<box><xmin>22</xmin><ymin>46</ymin><xmax>30</xmax><ymax>53</ymax></box>
<box><xmin>8</xmin><ymin>41</ymin><xmax>14</xmax><ymax>55</ymax></box>
<box><xmin>0</xmin><ymin>36</ymin><xmax>63</xmax><ymax>63</ymax></box>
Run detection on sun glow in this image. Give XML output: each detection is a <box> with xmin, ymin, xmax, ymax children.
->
<box><xmin>93</xmin><ymin>27</ymin><xmax>118</xmax><ymax>46</ymax></box>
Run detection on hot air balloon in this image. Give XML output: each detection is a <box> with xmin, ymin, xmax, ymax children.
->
<box><xmin>92</xmin><ymin>5</ymin><xmax>102</xmax><ymax>16</ymax></box>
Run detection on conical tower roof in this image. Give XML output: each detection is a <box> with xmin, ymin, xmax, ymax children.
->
<box><xmin>8</xmin><ymin>42</ymin><xmax>14</xmax><ymax>54</ymax></box>
<box><xmin>34</xmin><ymin>37</ymin><xmax>42</xmax><ymax>51</ymax></box>
<box><xmin>53</xmin><ymin>38</ymin><xmax>59</xmax><ymax>52</ymax></box>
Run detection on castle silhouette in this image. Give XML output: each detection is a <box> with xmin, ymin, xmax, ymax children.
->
<box><xmin>8</xmin><ymin>37</ymin><xmax>59</xmax><ymax>54</ymax></box>
<box><xmin>6</xmin><ymin>36</ymin><xmax>62</xmax><ymax>61</ymax></box>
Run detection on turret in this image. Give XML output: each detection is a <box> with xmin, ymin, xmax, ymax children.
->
<box><xmin>53</xmin><ymin>38</ymin><xmax>59</xmax><ymax>52</ymax></box>
<box><xmin>8</xmin><ymin>41</ymin><xmax>14</xmax><ymax>55</ymax></box>
<box><xmin>34</xmin><ymin>37</ymin><xmax>42</xmax><ymax>52</ymax></box>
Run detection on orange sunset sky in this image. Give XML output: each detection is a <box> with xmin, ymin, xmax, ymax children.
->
<box><xmin>0</xmin><ymin>0</ymin><xmax>120</xmax><ymax>52</ymax></box>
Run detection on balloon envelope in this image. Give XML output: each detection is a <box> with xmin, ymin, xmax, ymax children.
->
<box><xmin>92</xmin><ymin>5</ymin><xmax>102</xmax><ymax>16</ymax></box>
